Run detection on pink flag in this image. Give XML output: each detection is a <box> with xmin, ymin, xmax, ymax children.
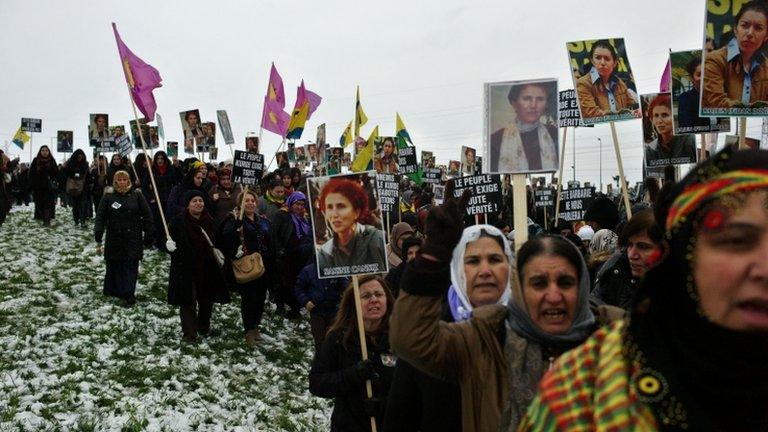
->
<box><xmin>112</xmin><ymin>23</ymin><xmax>162</xmax><ymax>121</ymax></box>
<box><xmin>660</xmin><ymin>58</ymin><xmax>671</xmax><ymax>93</ymax></box>
<box><xmin>304</xmin><ymin>82</ymin><xmax>322</xmax><ymax>120</ymax></box>
<box><xmin>267</xmin><ymin>62</ymin><xmax>286</xmax><ymax>109</ymax></box>
<box><xmin>261</xmin><ymin>96</ymin><xmax>291</xmax><ymax>136</ymax></box>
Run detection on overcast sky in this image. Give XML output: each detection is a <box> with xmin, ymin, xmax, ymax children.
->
<box><xmin>1</xmin><ymin>0</ymin><xmax>759</xmax><ymax>188</ymax></box>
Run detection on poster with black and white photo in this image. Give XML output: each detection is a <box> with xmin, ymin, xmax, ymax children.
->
<box><xmin>423</xmin><ymin>168</ymin><xmax>442</xmax><ymax>184</ymax></box>
<box><xmin>306</xmin><ymin>171</ymin><xmax>388</xmax><ymax>278</ymax></box>
<box><xmin>196</xmin><ymin>122</ymin><xmax>216</xmax><ymax>153</ymax></box>
<box><xmin>559</xmin><ymin>187</ymin><xmax>595</xmax><ymax>222</ymax></box>
<box><xmin>90</xmin><ymin>114</ymin><xmax>110</xmax><ymax>147</ymax></box>
<box><xmin>57</xmin><ymin>131</ymin><xmax>73</xmax><ymax>153</ymax></box>
<box><xmin>398</xmin><ymin>146</ymin><xmax>419</xmax><ymax>174</ymax></box>
<box><xmin>449</xmin><ymin>174</ymin><xmax>503</xmax><ymax>216</ymax></box>
<box><xmin>216</xmin><ymin>110</ymin><xmax>235</xmax><ymax>145</ymax></box>
<box><xmin>376</xmin><ymin>173</ymin><xmax>400</xmax><ymax>212</ymax></box>
<box><xmin>232</xmin><ymin>150</ymin><xmax>264</xmax><ymax>186</ymax></box>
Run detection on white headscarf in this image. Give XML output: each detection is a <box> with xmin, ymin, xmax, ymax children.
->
<box><xmin>448</xmin><ymin>224</ymin><xmax>514</xmax><ymax>318</ymax></box>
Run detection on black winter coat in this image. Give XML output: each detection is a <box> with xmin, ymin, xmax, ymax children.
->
<box><xmin>166</xmin><ymin>211</ymin><xmax>230</xmax><ymax>306</ymax></box>
<box><xmin>217</xmin><ymin>212</ymin><xmax>274</xmax><ymax>291</ymax></box>
<box><xmin>591</xmin><ymin>252</ymin><xmax>637</xmax><ymax>310</ymax></box>
<box><xmin>310</xmin><ymin>328</ymin><xmax>396</xmax><ymax>432</ymax></box>
<box><xmin>94</xmin><ymin>190</ymin><xmax>153</xmax><ymax>261</ymax></box>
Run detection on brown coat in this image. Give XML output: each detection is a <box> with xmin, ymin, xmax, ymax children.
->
<box><xmin>702</xmin><ymin>46</ymin><xmax>768</xmax><ymax>111</ymax></box>
<box><xmin>576</xmin><ymin>73</ymin><xmax>635</xmax><ymax>119</ymax></box>
<box><xmin>389</xmin><ymin>259</ymin><xmax>624</xmax><ymax>432</ymax></box>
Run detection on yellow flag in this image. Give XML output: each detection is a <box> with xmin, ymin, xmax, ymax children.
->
<box><xmin>340</xmin><ymin>120</ymin><xmax>353</xmax><ymax>147</ymax></box>
<box><xmin>354</xmin><ymin>86</ymin><xmax>368</xmax><ymax>137</ymax></box>
<box><xmin>351</xmin><ymin>125</ymin><xmax>377</xmax><ymax>172</ymax></box>
<box><xmin>12</xmin><ymin>127</ymin><xmax>30</xmax><ymax>149</ymax></box>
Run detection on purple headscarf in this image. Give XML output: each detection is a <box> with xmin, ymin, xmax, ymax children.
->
<box><xmin>286</xmin><ymin>191</ymin><xmax>311</xmax><ymax>239</ymax></box>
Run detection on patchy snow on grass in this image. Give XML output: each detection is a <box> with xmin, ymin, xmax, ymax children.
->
<box><xmin>0</xmin><ymin>207</ymin><xmax>331</xmax><ymax>431</ymax></box>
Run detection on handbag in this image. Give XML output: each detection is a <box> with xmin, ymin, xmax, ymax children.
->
<box><xmin>232</xmin><ymin>223</ymin><xmax>265</xmax><ymax>283</ymax></box>
<box><xmin>198</xmin><ymin>226</ymin><xmax>226</xmax><ymax>269</ymax></box>
<box><xmin>66</xmin><ymin>177</ymin><xmax>85</xmax><ymax>197</ymax></box>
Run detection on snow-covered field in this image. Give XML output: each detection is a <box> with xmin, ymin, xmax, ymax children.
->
<box><xmin>0</xmin><ymin>206</ymin><xmax>331</xmax><ymax>431</ymax></box>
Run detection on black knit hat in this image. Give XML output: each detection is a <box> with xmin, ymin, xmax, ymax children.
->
<box><xmin>183</xmin><ymin>189</ymin><xmax>205</xmax><ymax>207</ymax></box>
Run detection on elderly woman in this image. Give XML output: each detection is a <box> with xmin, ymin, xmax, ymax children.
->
<box><xmin>374</xmin><ymin>137</ymin><xmax>398</xmax><ymax>173</ymax></box>
<box><xmin>94</xmin><ymin>170</ymin><xmax>153</xmax><ymax>307</ymax></box>
<box><xmin>390</xmin><ymin>198</ymin><xmax>623</xmax><ymax>432</ymax></box>
<box><xmin>165</xmin><ymin>190</ymin><xmax>230</xmax><ymax>344</ymax></box>
<box><xmin>490</xmin><ymin>81</ymin><xmax>559</xmax><ymax>172</ymax></box>
<box><xmin>316</xmin><ymin>178</ymin><xmax>387</xmax><ymax>276</ymax></box>
<box><xmin>644</xmin><ymin>94</ymin><xmax>697</xmax><ymax>166</ymax></box>
<box><xmin>703</xmin><ymin>1</ymin><xmax>768</xmax><ymax>113</ymax></box>
<box><xmin>576</xmin><ymin>39</ymin><xmax>639</xmax><ymax>119</ymax></box>
<box><xmin>386</xmin><ymin>222</ymin><xmax>414</xmax><ymax>268</ymax></box>
<box><xmin>309</xmin><ymin>275</ymin><xmax>396</xmax><ymax>432</ymax></box>
<box><xmin>520</xmin><ymin>147</ymin><xmax>768</xmax><ymax>431</ymax></box>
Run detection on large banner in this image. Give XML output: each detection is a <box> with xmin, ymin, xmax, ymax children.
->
<box><xmin>670</xmin><ymin>49</ymin><xmax>730</xmax><ymax>134</ymax></box>
<box><xmin>449</xmin><ymin>174</ymin><xmax>503</xmax><ymax>216</ymax></box>
<box><xmin>307</xmin><ymin>171</ymin><xmax>388</xmax><ymax>278</ymax></box>
<box><xmin>567</xmin><ymin>38</ymin><xmax>641</xmax><ymax>125</ymax></box>
<box><xmin>232</xmin><ymin>150</ymin><xmax>264</xmax><ymax>185</ymax></box>
<box><xmin>640</xmin><ymin>92</ymin><xmax>697</xmax><ymax>167</ymax></box>
<box><xmin>559</xmin><ymin>187</ymin><xmax>596</xmax><ymax>222</ymax></box>
<box><xmin>485</xmin><ymin>78</ymin><xmax>559</xmax><ymax>174</ymax></box>
<box><xmin>701</xmin><ymin>1</ymin><xmax>768</xmax><ymax>116</ymax></box>
<box><xmin>57</xmin><ymin>131</ymin><xmax>73</xmax><ymax>153</ymax></box>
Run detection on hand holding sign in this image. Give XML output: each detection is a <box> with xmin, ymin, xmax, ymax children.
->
<box><xmin>421</xmin><ymin>183</ymin><xmax>470</xmax><ymax>263</ymax></box>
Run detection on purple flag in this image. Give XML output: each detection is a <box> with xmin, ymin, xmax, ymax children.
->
<box><xmin>261</xmin><ymin>96</ymin><xmax>291</xmax><ymax>137</ymax></box>
<box><xmin>112</xmin><ymin>23</ymin><xmax>162</xmax><ymax>121</ymax></box>
<box><xmin>660</xmin><ymin>58</ymin><xmax>671</xmax><ymax>93</ymax></box>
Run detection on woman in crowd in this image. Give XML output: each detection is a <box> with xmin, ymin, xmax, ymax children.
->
<box><xmin>576</xmin><ymin>39</ymin><xmax>639</xmax><ymax>119</ymax></box>
<box><xmin>389</xmin><ymin>192</ymin><xmax>623</xmax><ymax>431</ymax></box>
<box><xmin>374</xmin><ymin>137</ymin><xmax>398</xmax><ymax>173</ymax></box>
<box><xmin>63</xmin><ymin>149</ymin><xmax>89</xmax><ymax>227</ymax></box>
<box><xmin>272</xmin><ymin>191</ymin><xmax>313</xmax><ymax>319</ymax></box>
<box><xmin>0</xmin><ymin>150</ymin><xmax>19</xmax><ymax>227</ymax></box>
<box><xmin>166</xmin><ymin>168</ymin><xmax>209</xmax><ymax>221</ymax></box>
<box><xmin>89</xmin><ymin>155</ymin><xmax>108</xmax><ymax>217</ymax></box>
<box><xmin>94</xmin><ymin>171</ymin><xmax>153</xmax><ymax>307</ymax></box>
<box><xmin>281</xmin><ymin>169</ymin><xmax>295</xmax><ymax>196</ymax></box>
<box><xmin>490</xmin><ymin>81</ymin><xmax>559</xmax><ymax>172</ymax></box>
<box><xmin>592</xmin><ymin>209</ymin><xmax>665</xmax><ymax>310</ymax></box>
<box><xmin>257</xmin><ymin>178</ymin><xmax>286</xmax><ymax>222</ymax></box>
<box><xmin>702</xmin><ymin>1</ymin><xmax>768</xmax><ymax>112</ymax></box>
<box><xmin>294</xmin><ymin>255</ymin><xmax>349</xmax><ymax>353</ymax></box>
<box><xmin>309</xmin><ymin>275</ymin><xmax>396</xmax><ymax>432</ymax></box>
<box><xmin>520</xmin><ymin>148</ymin><xmax>768</xmax><ymax>431</ymax></box>
<box><xmin>386</xmin><ymin>222</ymin><xmax>414</xmax><ymax>269</ymax></box>
<box><xmin>106</xmin><ymin>154</ymin><xmax>132</xmax><ymax>187</ymax></box>
<box><xmin>164</xmin><ymin>190</ymin><xmax>230</xmax><ymax>344</ymax></box>
<box><xmin>143</xmin><ymin>151</ymin><xmax>179</xmax><ymax>247</ymax></box>
<box><xmin>209</xmin><ymin>168</ymin><xmax>242</xmax><ymax>231</ymax></box>
<box><xmin>316</xmin><ymin>178</ymin><xmax>387</xmax><ymax>275</ymax></box>
<box><xmin>28</xmin><ymin>145</ymin><xmax>59</xmax><ymax>227</ymax></box>
<box><xmin>644</xmin><ymin>93</ymin><xmax>697</xmax><ymax>166</ymax></box>
<box><xmin>219</xmin><ymin>189</ymin><xmax>270</xmax><ymax>346</ymax></box>
<box><xmin>586</xmin><ymin>228</ymin><xmax>619</xmax><ymax>285</ymax></box>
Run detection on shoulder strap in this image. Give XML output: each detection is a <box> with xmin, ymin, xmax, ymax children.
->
<box><xmin>198</xmin><ymin>226</ymin><xmax>215</xmax><ymax>248</ymax></box>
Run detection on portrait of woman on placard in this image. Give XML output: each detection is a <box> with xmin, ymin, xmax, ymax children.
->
<box><xmin>702</xmin><ymin>1</ymin><xmax>768</xmax><ymax>113</ymax></box>
<box><xmin>314</xmin><ymin>175</ymin><xmax>386</xmax><ymax>276</ymax></box>
<box><xmin>574</xmin><ymin>39</ymin><xmax>640</xmax><ymax>119</ymax></box>
<box><xmin>462</xmin><ymin>146</ymin><xmax>476</xmax><ymax>175</ymax></box>
<box><xmin>490</xmin><ymin>80</ymin><xmax>559</xmax><ymax>173</ymax></box>
<box><xmin>245</xmin><ymin>136</ymin><xmax>260</xmax><ymax>154</ymax></box>
<box><xmin>90</xmin><ymin>114</ymin><xmax>109</xmax><ymax>145</ymax></box>
<box><xmin>182</xmin><ymin>110</ymin><xmax>203</xmax><ymax>149</ymax></box>
<box><xmin>643</xmin><ymin>93</ymin><xmax>697</xmax><ymax>167</ymax></box>
<box><xmin>374</xmin><ymin>137</ymin><xmax>398</xmax><ymax>173</ymax></box>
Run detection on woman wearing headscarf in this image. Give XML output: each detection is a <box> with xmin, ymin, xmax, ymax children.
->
<box><xmin>385</xmin><ymin>222</ymin><xmax>414</xmax><ymax>268</ymax></box>
<box><xmin>63</xmin><ymin>149</ymin><xmax>89</xmax><ymax>227</ymax></box>
<box><xmin>271</xmin><ymin>191</ymin><xmax>313</xmax><ymax>319</ymax></box>
<box><xmin>28</xmin><ymin>145</ymin><xmax>59</xmax><ymax>227</ymax></box>
<box><xmin>143</xmin><ymin>151</ymin><xmax>179</xmax><ymax>247</ymax></box>
<box><xmin>520</xmin><ymin>147</ymin><xmax>768</xmax><ymax>431</ymax></box>
<box><xmin>164</xmin><ymin>190</ymin><xmax>230</xmax><ymax>344</ymax></box>
<box><xmin>94</xmin><ymin>170</ymin><xmax>153</xmax><ymax>307</ymax></box>
<box><xmin>389</xmin><ymin>191</ymin><xmax>623</xmax><ymax>431</ymax></box>
<box><xmin>88</xmin><ymin>155</ymin><xmax>108</xmax><ymax>217</ymax></box>
<box><xmin>166</xmin><ymin>168</ymin><xmax>210</xmax><ymax>221</ymax></box>
<box><xmin>257</xmin><ymin>178</ymin><xmax>286</xmax><ymax>222</ymax></box>
<box><xmin>586</xmin><ymin>228</ymin><xmax>618</xmax><ymax>285</ymax></box>
<box><xmin>209</xmin><ymin>167</ymin><xmax>242</xmax><ymax>232</ymax></box>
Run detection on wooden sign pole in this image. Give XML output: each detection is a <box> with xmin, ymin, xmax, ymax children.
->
<box><xmin>512</xmin><ymin>174</ymin><xmax>528</xmax><ymax>252</ymax></box>
<box><xmin>554</xmin><ymin>127</ymin><xmax>567</xmax><ymax>221</ymax></box>
<box><xmin>351</xmin><ymin>275</ymin><xmax>378</xmax><ymax>432</ymax></box>
<box><xmin>609</xmin><ymin>122</ymin><xmax>632</xmax><ymax>221</ymax></box>
<box><xmin>738</xmin><ymin>117</ymin><xmax>747</xmax><ymax>150</ymax></box>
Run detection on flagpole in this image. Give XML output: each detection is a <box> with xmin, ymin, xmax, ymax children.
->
<box><xmin>126</xmin><ymin>89</ymin><xmax>171</xmax><ymax>240</ymax></box>
<box><xmin>265</xmin><ymin>137</ymin><xmax>287</xmax><ymax>171</ymax></box>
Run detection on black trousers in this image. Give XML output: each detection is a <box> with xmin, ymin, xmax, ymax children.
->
<box><xmin>70</xmin><ymin>194</ymin><xmax>85</xmax><ymax>224</ymax></box>
<box><xmin>103</xmin><ymin>259</ymin><xmax>139</xmax><ymax>300</ymax></box>
<box><xmin>309</xmin><ymin>312</ymin><xmax>334</xmax><ymax>353</ymax></box>
<box><xmin>239</xmin><ymin>284</ymin><xmax>267</xmax><ymax>331</ymax></box>
<box><xmin>179</xmin><ymin>283</ymin><xmax>213</xmax><ymax>337</ymax></box>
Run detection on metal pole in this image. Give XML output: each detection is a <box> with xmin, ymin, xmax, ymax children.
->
<box><xmin>598</xmin><ymin>137</ymin><xmax>602</xmax><ymax>193</ymax></box>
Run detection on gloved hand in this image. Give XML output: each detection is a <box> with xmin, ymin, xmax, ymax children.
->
<box><xmin>235</xmin><ymin>245</ymin><xmax>245</xmax><ymax>259</ymax></box>
<box><xmin>420</xmin><ymin>185</ymin><xmax>471</xmax><ymax>263</ymax></box>
<box><xmin>363</xmin><ymin>397</ymin><xmax>381</xmax><ymax>417</ymax></box>
<box><xmin>166</xmin><ymin>239</ymin><xmax>177</xmax><ymax>252</ymax></box>
<box><xmin>353</xmin><ymin>359</ymin><xmax>378</xmax><ymax>381</ymax></box>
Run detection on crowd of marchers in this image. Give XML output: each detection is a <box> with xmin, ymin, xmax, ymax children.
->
<box><xmin>1</xmin><ymin>145</ymin><xmax>766</xmax><ymax>432</ymax></box>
